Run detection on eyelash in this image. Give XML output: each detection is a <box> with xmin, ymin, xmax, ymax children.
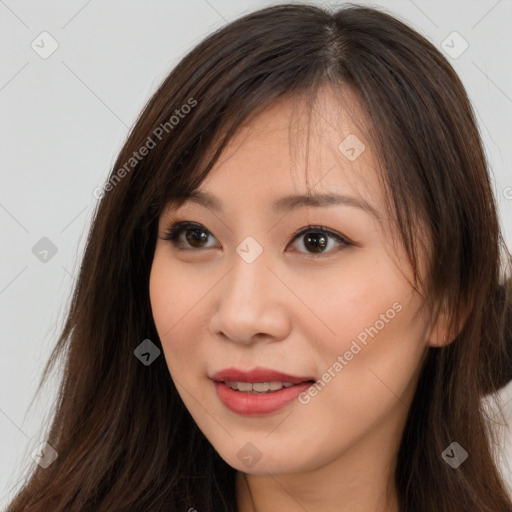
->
<box><xmin>161</xmin><ymin>221</ymin><xmax>352</xmax><ymax>256</ymax></box>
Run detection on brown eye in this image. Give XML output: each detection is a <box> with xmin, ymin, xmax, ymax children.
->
<box><xmin>289</xmin><ymin>226</ymin><xmax>351</xmax><ymax>256</ymax></box>
<box><xmin>162</xmin><ymin>222</ymin><xmax>218</xmax><ymax>250</ymax></box>
<box><xmin>302</xmin><ymin>232</ymin><xmax>328</xmax><ymax>253</ymax></box>
<box><xmin>184</xmin><ymin>228</ymin><xmax>209</xmax><ymax>248</ymax></box>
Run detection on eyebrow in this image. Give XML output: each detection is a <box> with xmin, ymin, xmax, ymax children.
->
<box><xmin>172</xmin><ymin>189</ymin><xmax>379</xmax><ymax>218</ymax></box>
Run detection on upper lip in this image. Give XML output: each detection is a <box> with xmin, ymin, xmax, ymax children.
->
<box><xmin>210</xmin><ymin>366</ymin><xmax>315</xmax><ymax>384</ymax></box>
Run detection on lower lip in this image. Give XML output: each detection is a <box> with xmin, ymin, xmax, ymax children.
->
<box><xmin>213</xmin><ymin>381</ymin><xmax>313</xmax><ymax>416</ymax></box>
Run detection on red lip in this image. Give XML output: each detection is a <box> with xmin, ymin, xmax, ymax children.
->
<box><xmin>210</xmin><ymin>366</ymin><xmax>315</xmax><ymax>384</ymax></box>
<box><xmin>210</xmin><ymin>366</ymin><xmax>316</xmax><ymax>416</ymax></box>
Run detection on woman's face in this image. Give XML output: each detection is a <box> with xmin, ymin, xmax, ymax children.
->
<box><xmin>150</xmin><ymin>89</ymin><xmax>436</xmax><ymax>475</ymax></box>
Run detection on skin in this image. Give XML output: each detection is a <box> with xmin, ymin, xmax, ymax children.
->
<box><xmin>149</xmin><ymin>87</ymin><xmax>451</xmax><ymax>512</ymax></box>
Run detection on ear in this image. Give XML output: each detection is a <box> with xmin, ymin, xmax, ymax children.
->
<box><xmin>427</xmin><ymin>315</ymin><xmax>452</xmax><ymax>348</ymax></box>
<box><xmin>426</xmin><ymin>298</ymin><xmax>472</xmax><ymax>348</ymax></box>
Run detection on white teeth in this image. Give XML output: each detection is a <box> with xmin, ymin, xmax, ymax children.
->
<box><xmin>224</xmin><ymin>381</ymin><xmax>297</xmax><ymax>393</ymax></box>
<box><xmin>252</xmin><ymin>382</ymin><xmax>270</xmax><ymax>392</ymax></box>
<box><xmin>237</xmin><ymin>382</ymin><xmax>253</xmax><ymax>392</ymax></box>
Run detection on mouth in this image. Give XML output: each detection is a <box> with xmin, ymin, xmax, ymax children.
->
<box><xmin>210</xmin><ymin>367</ymin><xmax>316</xmax><ymax>415</ymax></box>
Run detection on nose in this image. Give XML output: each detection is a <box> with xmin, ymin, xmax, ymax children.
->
<box><xmin>209</xmin><ymin>248</ymin><xmax>291</xmax><ymax>345</ymax></box>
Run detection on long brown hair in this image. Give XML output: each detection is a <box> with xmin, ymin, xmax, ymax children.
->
<box><xmin>7</xmin><ymin>3</ymin><xmax>512</xmax><ymax>511</ymax></box>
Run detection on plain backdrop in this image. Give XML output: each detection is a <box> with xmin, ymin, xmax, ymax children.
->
<box><xmin>1</xmin><ymin>0</ymin><xmax>512</xmax><ymax>507</ymax></box>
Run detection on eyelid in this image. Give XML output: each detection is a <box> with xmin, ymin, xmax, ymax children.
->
<box><xmin>161</xmin><ymin>220</ymin><xmax>352</xmax><ymax>254</ymax></box>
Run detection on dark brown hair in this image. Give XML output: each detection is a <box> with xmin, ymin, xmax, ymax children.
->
<box><xmin>7</xmin><ymin>3</ymin><xmax>512</xmax><ymax>511</ymax></box>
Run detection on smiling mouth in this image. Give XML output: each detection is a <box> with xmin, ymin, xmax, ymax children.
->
<box><xmin>211</xmin><ymin>369</ymin><xmax>317</xmax><ymax>415</ymax></box>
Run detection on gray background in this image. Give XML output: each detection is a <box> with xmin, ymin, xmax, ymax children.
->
<box><xmin>1</xmin><ymin>0</ymin><xmax>512</xmax><ymax>506</ymax></box>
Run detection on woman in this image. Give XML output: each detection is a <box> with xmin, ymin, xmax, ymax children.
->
<box><xmin>7</xmin><ymin>3</ymin><xmax>512</xmax><ymax>511</ymax></box>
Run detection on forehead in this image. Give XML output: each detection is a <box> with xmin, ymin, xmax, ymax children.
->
<box><xmin>167</xmin><ymin>86</ymin><xmax>386</xmax><ymax>220</ymax></box>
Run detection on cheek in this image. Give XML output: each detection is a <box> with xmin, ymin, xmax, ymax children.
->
<box><xmin>303</xmin><ymin>253</ymin><xmax>427</xmax><ymax>403</ymax></box>
<box><xmin>149</xmin><ymin>253</ymin><xmax>206</xmax><ymax>373</ymax></box>
<box><xmin>293</xmin><ymin>253</ymin><xmax>408</xmax><ymax>352</ymax></box>
<box><xmin>149</xmin><ymin>260</ymin><xmax>176</xmax><ymax>341</ymax></box>
<box><xmin>149</xmin><ymin>247</ymin><xmax>212</xmax><ymax>331</ymax></box>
